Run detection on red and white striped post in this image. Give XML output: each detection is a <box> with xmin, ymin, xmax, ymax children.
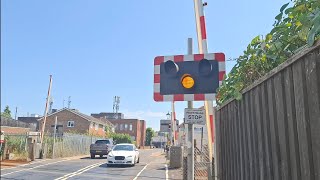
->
<box><xmin>193</xmin><ymin>0</ymin><xmax>214</xmax><ymax>179</ymax></box>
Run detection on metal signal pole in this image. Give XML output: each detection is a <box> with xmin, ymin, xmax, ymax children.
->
<box><xmin>187</xmin><ymin>37</ymin><xmax>195</xmax><ymax>180</ymax></box>
<box><xmin>193</xmin><ymin>0</ymin><xmax>213</xmax><ymax>179</ymax></box>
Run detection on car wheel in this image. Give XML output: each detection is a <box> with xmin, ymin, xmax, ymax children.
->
<box><xmin>100</xmin><ymin>155</ymin><xmax>103</xmax><ymax>158</ymax></box>
<box><xmin>90</xmin><ymin>154</ymin><xmax>95</xmax><ymax>159</ymax></box>
<box><xmin>137</xmin><ymin>157</ymin><xmax>139</xmax><ymax>163</ymax></box>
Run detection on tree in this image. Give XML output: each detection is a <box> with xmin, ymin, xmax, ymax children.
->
<box><xmin>145</xmin><ymin>127</ymin><xmax>155</xmax><ymax>146</ymax></box>
<box><xmin>217</xmin><ymin>0</ymin><xmax>320</xmax><ymax>105</ymax></box>
<box><xmin>1</xmin><ymin>105</ymin><xmax>12</xmax><ymax>118</ymax></box>
<box><xmin>104</xmin><ymin>125</ymin><xmax>113</xmax><ymax>138</ymax></box>
<box><xmin>110</xmin><ymin>133</ymin><xmax>132</xmax><ymax>144</ymax></box>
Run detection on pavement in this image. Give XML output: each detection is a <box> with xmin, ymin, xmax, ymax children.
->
<box><xmin>0</xmin><ymin>149</ymin><xmax>183</xmax><ymax>180</ymax></box>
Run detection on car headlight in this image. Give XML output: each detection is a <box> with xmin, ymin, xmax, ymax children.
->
<box><xmin>127</xmin><ymin>155</ymin><xmax>132</xmax><ymax>158</ymax></box>
<box><xmin>108</xmin><ymin>154</ymin><xmax>113</xmax><ymax>157</ymax></box>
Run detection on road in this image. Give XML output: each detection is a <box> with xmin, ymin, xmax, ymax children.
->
<box><xmin>0</xmin><ymin>149</ymin><xmax>179</xmax><ymax>180</ymax></box>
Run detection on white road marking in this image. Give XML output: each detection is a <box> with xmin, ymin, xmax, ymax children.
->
<box><xmin>54</xmin><ymin>162</ymin><xmax>103</xmax><ymax>180</ymax></box>
<box><xmin>133</xmin><ymin>163</ymin><xmax>149</xmax><ymax>180</ymax></box>
<box><xmin>165</xmin><ymin>164</ymin><xmax>169</xmax><ymax>180</ymax></box>
<box><xmin>1</xmin><ymin>159</ymin><xmax>70</xmax><ymax>176</ymax></box>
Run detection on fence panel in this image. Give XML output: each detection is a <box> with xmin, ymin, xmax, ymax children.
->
<box><xmin>215</xmin><ymin>42</ymin><xmax>320</xmax><ymax>180</ymax></box>
<box><xmin>194</xmin><ymin>145</ymin><xmax>210</xmax><ymax>180</ymax></box>
<box><xmin>44</xmin><ymin>133</ymin><xmax>98</xmax><ymax>158</ymax></box>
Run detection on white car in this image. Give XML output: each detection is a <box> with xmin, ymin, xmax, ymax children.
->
<box><xmin>107</xmin><ymin>143</ymin><xmax>140</xmax><ymax>166</ymax></box>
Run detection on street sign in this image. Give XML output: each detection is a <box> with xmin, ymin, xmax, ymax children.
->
<box><xmin>153</xmin><ymin>53</ymin><xmax>225</xmax><ymax>102</ymax></box>
<box><xmin>184</xmin><ymin>108</ymin><xmax>206</xmax><ymax>125</ymax></box>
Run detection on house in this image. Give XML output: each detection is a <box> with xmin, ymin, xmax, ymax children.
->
<box><xmin>107</xmin><ymin>119</ymin><xmax>146</xmax><ymax>148</ymax></box>
<box><xmin>17</xmin><ymin>116</ymin><xmax>41</xmax><ymax>131</ymax></box>
<box><xmin>38</xmin><ymin>108</ymin><xmax>114</xmax><ymax>137</ymax></box>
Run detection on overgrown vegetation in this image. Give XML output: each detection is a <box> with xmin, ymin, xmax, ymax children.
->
<box><xmin>217</xmin><ymin>0</ymin><xmax>320</xmax><ymax>105</ymax></box>
<box><xmin>110</xmin><ymin>133</ymin><xmax>132</xmax><ymax>144</ymax></box>
<box><xmin>3</xmin><ymin>135</ymin><xmax>28</xmax><ymax>160</ymax></box>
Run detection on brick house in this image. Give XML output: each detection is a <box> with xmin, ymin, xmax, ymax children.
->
<box><xmin>38</xmin><ymin>108</ymin><xmax>113</xmax><ymax>137</ymax></box>
<box><xmin>107</xmin><ymin>119</ymin><xmax>146</xmax><ymax>148</ymax></box>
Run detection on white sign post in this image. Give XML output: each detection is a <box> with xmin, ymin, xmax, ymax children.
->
<box><xmin>184</xmin><ymin>108</ymin><xmax>206</xmax><ymax>125</ymax></box>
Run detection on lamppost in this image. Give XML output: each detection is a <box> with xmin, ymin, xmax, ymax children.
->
<box><xmin>166</xmin><ymin>112</ymin><xmax>170</xmax><ymax>120</ymax></box>
<box><xmin>166</xmin><ymin>112</ymin><xmax>173</xmax><ymax>145</ymax></box>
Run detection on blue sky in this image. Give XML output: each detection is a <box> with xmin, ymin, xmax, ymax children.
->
<box><xmin>1</xmin><ymin>0</ymin><xmax>288</xmax><ymax>130</ymax></box>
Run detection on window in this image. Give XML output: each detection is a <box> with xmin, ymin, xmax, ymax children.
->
<box><xmin>120</xmin><ymin>124</ymin><xmax>124</xmax><ymax>131</ymax></box>
<box><xmin>129</xmin><ymin>124</ymin><xmax>133</xmax><ymax>131</ymax></box>
<box><xmin>95</xmin><ymin>124</ymin><xmax>98</xmax><ymax>130</ymax></box>
<box><xmin>95</xmin><ymin>140</ymin><xmax>110</xmax><ymax>144</ymax></box>
<box><xmin>67</xmin><ymin>121</ymin><xmax>74</xmax><ymax>127</ymax></box>
<box><xmin>113</xmin><ymin>145</ymin><xmax>134</xmax><ymax>151</ymax></box>
<box><xmin>124</xmin><ymin>124</ymin><xmax>128</xmax><ymax>130</ymax></box>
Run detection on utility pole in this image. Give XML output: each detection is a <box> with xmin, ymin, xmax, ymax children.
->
<box><xmin>193</xmin><ymin>0</ymin><xmax>213</xmax><ymax>179</ymax></box>
<box><xmin>40</xmin><ymin>75</ymin><xmax>53</xmax><ymax>155</ymax></box>
<box><xmin>52</xmin><ymin>116</ymin><xmax>57</xmax><ymax>158</ymax></box>
<box><xmin>187</xmin><ymin>37</ymin><xmax>194</xmax><ymax>180</ymax></box>
<box><xmin>15</xmin><ymin>107</ymin><xmax>18</xmax><ymax>120</ymax></box>
<box><xmin>68</xmin><ymin>96</ymin><xmax>71</xmax><ymax>109</ymax></box>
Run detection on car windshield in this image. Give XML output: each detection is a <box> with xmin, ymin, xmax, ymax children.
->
<box><xmin>113</xmin><ymin>145</ymin><xmax>133</xmax><ymax>151</ymax></box>
<box><xmin>95</xmin><ymin>140</ymin><xmax>110</xmax><ymax>144</ymax></box>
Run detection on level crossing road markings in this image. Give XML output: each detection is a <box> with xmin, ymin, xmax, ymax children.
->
<box><xmin>1</xmin><ymin>159</ymin><xmax>71</xmax><ymax>177</ymax></box>
<box><xmin>165</xmin><ymin>164</ymin><xmax>169</xmax><ymax>180</ymax></box>
<box><xmin>54</xmin><ymin>162</ymin><xmax>103</xmax><ymax>180</ymax></box>
<box><xmin>132</xmin><ymin>163</ymin><xmax>150</xmax><ymax>180</ymax></box>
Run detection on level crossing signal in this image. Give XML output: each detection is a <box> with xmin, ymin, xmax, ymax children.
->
<box><xmin>153</xmin><ymin>53</ymin><xmax>225</xmax><ymax>102</ymax></box>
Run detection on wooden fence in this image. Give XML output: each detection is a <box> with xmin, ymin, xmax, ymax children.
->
<box><xmin>215</xmin><ymin>41</ymin><xmax>320</xmax><ymax>180</ymax></box>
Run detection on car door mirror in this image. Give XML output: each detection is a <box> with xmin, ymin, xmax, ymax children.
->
<box><xmin>135</xmin><ymin>149</ymin><xmax>138</xmax><ymax>151</ymax></box>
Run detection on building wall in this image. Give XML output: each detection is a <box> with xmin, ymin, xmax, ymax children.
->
<box><xmin>140</xmin><ymin>120</ymin><xmax>146</xmax><ymax>147</ymax></box>
<box><xmin>91</xmin><ymin>113</ymin><xmax>124</xmax><ymax>119</ymax></box>
<box><xmin>108</xmin><ymin>119</ymin><xmax>146</xmax><ymax>147</ymax></box>
<box><xmin>39</xmin><ymin>110</ymin><xmax>105</xmax><ymax>136</ymax></box>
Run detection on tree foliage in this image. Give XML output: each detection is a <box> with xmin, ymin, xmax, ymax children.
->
<box><xmin>217</xmin><ymin>0</ymin><xmax>320</xmax><ymax>105</ymax></box>
<box><xmin>110</xmin><ymin>133</ymin><xmax>133</xmax><ymax>144</ymax></box>
<box><xmin>145</xmin><ymin>127</ymin><xmax>155</xmax><ymax>146</ymax></box>
<box><xmin>1</xmin><ymin>105</ymin><xmax>12</xmax><ymax>118</ymax></box>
